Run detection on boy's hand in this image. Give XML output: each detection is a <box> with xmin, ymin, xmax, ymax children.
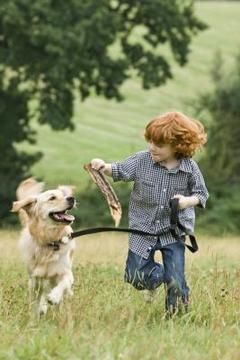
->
<box><xmin>90</xmin><ymin>158</ymin><xmax>112</xmax><ymax>176</ymax></box>
<box><xmin>173</xmin><ymin>194</ymin><xmax>199</xmax><ymax>209</ymax></box>
<box><xmin>91</xmin><ymin>158</ymin><xmax>106</xmax><ymax>171</ymax></box>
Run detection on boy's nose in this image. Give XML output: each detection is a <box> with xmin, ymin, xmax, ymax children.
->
<box><xmin>149</xmin><ymin>143</ymin><xmax>154</xmax><ymax>150</ymax></box>
<box><xmin>149</xmin><ymin>143</ymin><xmax>157</xmax><ymax>152</ymax></box>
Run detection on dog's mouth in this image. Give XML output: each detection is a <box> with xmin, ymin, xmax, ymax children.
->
<box><xmin>49</xmin><ymin>207</ymin><xmax>75</xmax><ymax>224</ymax></box>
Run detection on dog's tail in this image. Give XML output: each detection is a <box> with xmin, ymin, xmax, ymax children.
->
<box><xmin>14</xmin><ymin>178</ymin><xmax>44</xmax><ymax>226</ymax></box>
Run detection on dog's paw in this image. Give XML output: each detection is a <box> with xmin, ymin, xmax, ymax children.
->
<box><xmin>66</xmin><ymin>288</ymin><xmax>73</xmax><ymax>297</ymax></box>
<box><xmin>61</xmin><ymin>236</ymin><xmax>70</xmax><ymax>244</ymax></box>
<box><xmin>39</xmin><ymin>302</ymin><xmax>48</xmax><ymax>316</ymax></box>
<box><xmin>47</xmin><ymin>290</ymin><xmax>62</xmax><ymax>305</ymax></box>
<box><xmin>38</xmin><ymin>295</ymin><xmax>49</xmax><ymax>315</ymax></box>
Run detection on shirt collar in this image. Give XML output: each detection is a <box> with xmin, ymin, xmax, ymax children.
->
<box><xmin>152</xmin><ymin>155</ymin><xmax>192</xmax><ymax>173</ymax></box>
<box><xmin>178</xmin><ymin>158</ymin><xmax>193</xmax><ymax>173</ymax></box>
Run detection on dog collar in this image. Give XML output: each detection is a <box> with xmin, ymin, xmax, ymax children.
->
<box><xmin>48</xmin><ymin>241</ymin><xmax>62</xmax><ymax>251</ymax></box>
<box><xmin>47</xmin><ymin>236</ymin><xmax>71</xmax><ymax>251</ymax></box>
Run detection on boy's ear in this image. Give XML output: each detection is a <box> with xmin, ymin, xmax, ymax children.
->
<box><xmin>11</xmin><ymin>196</ymin><xmax>37</xmax><ymax>213</ymax></box>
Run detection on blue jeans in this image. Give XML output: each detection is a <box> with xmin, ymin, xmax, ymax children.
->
<box><xmin>124</xmin><ymin>240</ymin><xmax>189</xmax><ymax>312</ymax></box>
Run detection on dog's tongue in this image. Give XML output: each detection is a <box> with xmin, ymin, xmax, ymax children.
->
<box><xmin>55</xmin><ymin>213</ymin><xmax>75</xmax><ymax>221</ymax></box>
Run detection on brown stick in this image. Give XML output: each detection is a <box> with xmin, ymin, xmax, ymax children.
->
<box><xmin>84</xmin><ymin>164</ymin><xmax>122</xmax><ymax>227</ymax></box>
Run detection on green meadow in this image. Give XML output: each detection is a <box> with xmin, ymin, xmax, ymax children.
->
<box><xmin>1</xmin><ymin>2</ymin><xmax>240</xmax><ymax>359</ymax></box>
<box><xmin>0</xmin><ymin>231</ymin><xmax>239</xmax><ymax>360</ymax></box>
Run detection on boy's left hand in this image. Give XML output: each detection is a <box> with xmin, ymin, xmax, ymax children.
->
<box><xmin>173</xmin><ymin>194</ymin><xmax>199</xmax><ymax>209</ymax></box>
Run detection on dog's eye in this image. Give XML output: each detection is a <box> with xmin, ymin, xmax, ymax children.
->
<box><xmin>49</xmin><ymin>196</ymin><xmax>56</xmax><ymax>201</ymax></box>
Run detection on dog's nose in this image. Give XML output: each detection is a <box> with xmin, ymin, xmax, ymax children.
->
<box><xmin>66</xmin><ymin>196</ymin><xmax>75</xmax><ymax>205</ymax></box>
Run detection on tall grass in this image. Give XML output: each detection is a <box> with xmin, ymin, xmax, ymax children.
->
<box><xmin>0</xmin><ymin>231</ymin><xmax>239</xmax><ymax>359</ymax></box>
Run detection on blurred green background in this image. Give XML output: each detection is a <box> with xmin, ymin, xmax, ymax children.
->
<box><xmin>25</xmin><ymin>2</ymin><xmax>239</xmax><ymax>184</ymax></box>
<box><xmin>1</xmin><ymin>1</ymin><xmax>240</xmax><ymax>233</ymax></box>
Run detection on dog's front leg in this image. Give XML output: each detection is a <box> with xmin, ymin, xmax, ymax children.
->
<box><xmin>47</xmin><ymin>271</ymin><xmax>74</xmax><ymax>305</ymax></box>
<box><xmin>38</xmin><ymin>280</ymin><xmax>50</xmax><ymax>315</ymax></box>
<box><xmin>28</xmin><ymin>276</ymin><xmax>42</xmax><ymax>305</ymax></box>
<box><xmin>29</xmin><ymin>277</ymin><xmax>49</xmax><ymax>316</ymax></box>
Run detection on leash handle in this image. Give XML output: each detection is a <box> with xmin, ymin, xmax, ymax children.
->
<box><xmin>169</xmin><ymin>197</ymin><xmax>198</xmax><ymax>253</ymax></box>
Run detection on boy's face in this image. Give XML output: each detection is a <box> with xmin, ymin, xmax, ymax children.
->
<box><xmin>148</xmin><ymin>141</ymin><xmax>175</xmax><ymax>163</ymax></box>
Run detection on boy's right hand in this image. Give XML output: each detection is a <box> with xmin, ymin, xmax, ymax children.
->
<box><xmin>91</xmin><ymin>158</ymin><xmax>106</xmax><ymax>171</ymax></box>
<box><xmin>90</xmin><ymin>158</ymin><xmax>112</xmax><ymax>176</ymax></box>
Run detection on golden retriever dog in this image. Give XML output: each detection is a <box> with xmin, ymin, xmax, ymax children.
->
<box><xmin>12</xmin><ymin>178</ymin><xmax>76</xmax><ymax>316</ymax></box>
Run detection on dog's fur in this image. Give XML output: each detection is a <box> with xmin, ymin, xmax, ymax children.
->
<box><xmin>12</xmin><ymin>178</ymin><xmax>76</xmax><ymax>316</ymax></box>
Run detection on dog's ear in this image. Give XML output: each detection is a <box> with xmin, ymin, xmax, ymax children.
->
<box><xmin>16</xmin><ymin>177</ymin><xmax>44</xmax><ymax>200</ymax></box>
<box><xmin>58</xmin><ymin>185</ymin><xmax>76</xmax><ymax>197</ymax></box>
<box><xmin>11</xmin><ymin>196</ymin><xmax>37</xmax><ymax>213</ymax></box>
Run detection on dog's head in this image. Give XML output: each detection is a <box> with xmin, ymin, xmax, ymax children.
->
<box><xmin>12</xmin><ymin>178</ymin><xmax>76</xmax><ymax>226</ymax></box>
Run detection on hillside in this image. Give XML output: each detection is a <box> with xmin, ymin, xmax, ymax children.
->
<box><xmin>22</xmin><ymin>1</ymin><xmax>240</xmax><ymax>189</ymax></box>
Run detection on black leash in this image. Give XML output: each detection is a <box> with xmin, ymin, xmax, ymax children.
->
<box><xmin>169</xmin><ymin>198</ymin><xmax>198</xmax><ymax>253</ymax></box>
<box><xmin>71</xmin><ymin>227</ymin><xmax>160</xmax><ymax>240</ymax></box>
<box><xmin>70</xmin><ymin>198</ymin><xmax>198</xmax><ymax>253</ymax></box>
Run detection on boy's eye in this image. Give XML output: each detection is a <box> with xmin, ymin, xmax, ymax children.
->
<box><xmin>155</xmin><ymin>142</ymin><xmax>165</xmax><ymax>148</ymax></box>
<box><xmin>49</xmin><ymin>196</ymin><xmax>56</xmax><ymax>201</ymax></box>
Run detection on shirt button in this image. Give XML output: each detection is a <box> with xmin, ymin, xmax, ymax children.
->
<box><xmin>160</xmin><ymin>205</ymin><xmax>164</xmax><ymax>209</ymax></box>
<box><xmin>154</xmin><ymin>236</ymin><xmax>158</xmax><ymax>240</ymax></box>
<box><xmin>163</xmin><ymin>188</ymin><xmax>167</xmax><ymax>192</ymax></box>
<box><xmin>156</xmin><ymin>220</ymin><xmax>160</xmax><ymax>224</ymax></box>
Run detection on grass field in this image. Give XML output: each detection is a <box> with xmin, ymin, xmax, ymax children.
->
<box><xmin>2</xmin><ymin>2</ymin><xmax>240</xmax><ymax>359</ymax></box>
<box><xmin>20</xmin><ymin>1</ymin><xmax>240</xmax><ymax>189</ymax></box>
<box><xmin>0</xmin><ymin>231</ymin><xmax>239</xmax><ymax>359</ymax></box>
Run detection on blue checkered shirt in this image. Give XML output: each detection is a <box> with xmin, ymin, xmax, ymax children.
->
<box><xmin>111</xmin><ymin>150</ymin><xmax>209</xmax><ymax>259</ymax></box>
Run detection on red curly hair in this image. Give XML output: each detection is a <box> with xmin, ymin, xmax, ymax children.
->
<box><xmin>144</xmin><ymin>111</ymin><xmax>207</xmax><ymax>158</ymax></box>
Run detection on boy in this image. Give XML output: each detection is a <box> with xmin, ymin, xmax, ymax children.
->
<box><xmin>91</xmin><ymin>111</ymin><xmax>209</xmax><ymax>314</ymax></box>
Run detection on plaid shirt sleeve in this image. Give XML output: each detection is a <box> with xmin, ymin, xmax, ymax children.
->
<box><xmin>189</xmin><ymin>160</ymin><xmax>209</xmax><ymax>208</ymax></box>
<box><xmin>111</xmin><ymin>153</ymin><xmax>139</xmax><ymax>182</ymax></box>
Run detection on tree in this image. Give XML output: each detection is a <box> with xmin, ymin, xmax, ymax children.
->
<box><xmin>0</xmin><ymin>0</ymin><xmax>206</xmax><ymax>219</ymax></box>
<box><xmin>198</xmin><ymin>52</ymin><xmax>240</xmax><ymax>189</ymax></box>
<box><xmin>196</xmin><ymin>52</ymin><xmax>240</xmax><ymax>234</ymax></box>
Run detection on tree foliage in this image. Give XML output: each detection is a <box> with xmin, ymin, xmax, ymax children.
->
<box><xmin>0</xmin><ymin>0</ymin><xmax>206</xmax><ymax>219</ymax></box>
<box><xmin>198</xmin><ymin>52</ymin><xmax>240</xmax><ymax>189</ymax></box>
<box><xmin>197</xmin><ymin>52</ymin><xmax>240</xmax><ymax>234</ymax></box>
